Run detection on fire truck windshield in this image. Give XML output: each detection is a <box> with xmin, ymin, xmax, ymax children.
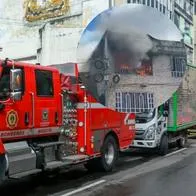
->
<box><xmin>52</xmin><ymin>63</ymin><xmax>76</xmax><ymax>76</ymax></box>
<box><xmin>51</xmin><ymin>63</ymin><xmax>77</xmax><ymax>84</ymax></box>
<box><xmin>0</xmin><ymin>67</ymin><xmax>10</xmax><ymax>100</ymax></box>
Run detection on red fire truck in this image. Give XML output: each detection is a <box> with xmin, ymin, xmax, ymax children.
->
<box><xmin>0</xmin><ymin>59</ymin><xmax>135</xmax><ymax>183</ymax></box>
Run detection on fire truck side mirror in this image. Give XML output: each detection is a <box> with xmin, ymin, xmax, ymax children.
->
<box><xmin>10</xmin><ymin>92</ymin><xmax>22</xmax><ymax>101</ymax></box>
<box><xmin>10</xmin><ymin>69</ymin><xmax>22</xmax><ymax>101</ymax></box>
<box><xmin>163</xmin><ymin>103</ymin><xmax>169</xmax><ymax>117</ymax></box>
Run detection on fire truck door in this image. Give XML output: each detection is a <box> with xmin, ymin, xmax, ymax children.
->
<box><xmin>34</xmin><ymin>69</ymin><xmax>59</xmax><ymax>128</ymax></box>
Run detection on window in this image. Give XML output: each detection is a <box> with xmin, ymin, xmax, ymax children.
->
<box><xmin>158</xmin><ymin>105</ymin><xmax>163</xmax><ymax>119</ymax></box>
<box><xmin>169</xmin><ymin>11</ymin><xmax>172</xmax><ymax>19</ymax></box>
<box><xmin>116</xmin><ymin>92</ymin><xmax>154</xmax><ymax>113</ymax></box>
<box><xmin>171</xmin><ymin>56</ymin><xmax>186</xmax><ymax>78</ymax></box>
<box><xmin>178</xmin><ymin>0</ymin><xmax>184</xmax><ymax>8</ymax></box>
<box><xmin>151</xmin><ymin>0</ymin><xmax>154</xmax><ymax>7</ymax></box>
<box><xmin>160</xmin><ymin>3</ymin><xmax>162</xmax><ymax>12</ymax></box>
<box><xmin>35</xmin><ymin>70</ymin><xmax>54</xmax><ymax>96</ymax></box>
<box><xmin>0</xmin><ymin>67</ymin><xmax>11</xmax><ymax>101</ymax></box>
<box><xmin>163</xmin><ymin>5</ymin><xmax>166</xmax><ymax>14</ymax></box>
<box><xmin>190</xmin><ymin>2</ymin><xmax>193</xmax><ymax>15</ymax></box>
<box><xmin>147</xmin><ymin>0</ymin><xmax>150</xmax><ymax>6</ymax></box>
<box><xmin>184</xmin><ymin>1</ymin><xmax>186</xmax><ymax>10</ymax></box>
<box><xmin>174</xmin><ymin>12</ymin><xmax>180</xmax><ymax>28</ymax></box>
<box><xmin>195</xmin><ymin>2</ymin><xmax>196</xmax><ymax>15</ymax></box>
<box><xmin>143</xmin><ymin>0</ymin><xmax>146</xmax><ymax>4</ymax></box>
<box><xmin>156</xmin><ymin>0</ymin><xmax>158</xmax><ymax>8</ymax></box>
<box><xmin>185</xmin><ymin>1</ymin><xmax>191</xmax><ymax>15</ymax></box>
<box><xmin>0</xmin><ymin>67</ymin><xmax>24</xmax><ymax>100</ymax></box>
<box><xmin>127</xmin><ymin>0</ymin><xmax>131</xmax><ymax>3</ymax></box>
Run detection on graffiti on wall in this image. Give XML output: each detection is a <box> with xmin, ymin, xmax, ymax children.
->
<box><xmin>24</xmin><ymin>0</ymin><xmax>70</xmax><ymax>22</ymax></box>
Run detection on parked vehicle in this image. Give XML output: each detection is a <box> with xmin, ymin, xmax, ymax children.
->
<box><xmin>0</xmin><ymin>59</ymin><xmax>135</xmax><ymax>184</ymax></box>
<box><xmin>131</xmin><ymin>66</ymin><xmax>196</xmax><ymax>155</ymax></box>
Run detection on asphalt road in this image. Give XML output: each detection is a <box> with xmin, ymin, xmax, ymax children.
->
<box><xmin>1</xmin><ymin>139</ymin><xmax>196</xmax><ymax>196</ymax></box>
<box><xmin>0</xmin><ymin>149</ymin><xmax>156</xmax><ymax>196</ymax></box>
<box><xmin>85</xmin><ymin>149</ymin><xmax>196</xmax><ymax>196</ymax></box>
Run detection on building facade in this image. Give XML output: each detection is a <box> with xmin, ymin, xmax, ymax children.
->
<box><xmin>193</xmin><ymin>1</ymin><xmax>196</xmax><ymax>65</ymax></box>
<box><xmin>0</xmin><ymin>0</ymin><xmax>110</xmax><ymax>64</ymax></box>
<box><xmin>0</xmin><ymin>0</ymin><xmax>193</xmax><ymax>64</ymax></box>
<box><xmin>0</xmin><ymin>0</ymin><xmax>39</xmax><ymax>63</ymax></box>
<box><xmin>0</xmin><ymin>0</ymin><xmax>193</xmax><ymax>113</ymax></box>
<box><xmin>174</xmin><ymin>0</ymin><xmax>194</xmax><ymax>64</ymax></box>
<box><xmin>123</xmin><ymin>0</ymin><xmax>194</xmax><ymax>64</ymax></box>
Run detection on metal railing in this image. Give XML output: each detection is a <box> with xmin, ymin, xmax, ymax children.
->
<box><xmin>171</xmin><ymin>56</ymin><xmax>186</xmax><ymax>77</ymax></box>
<box><xmin>115</xmin><ymin>92</ymin><xmax>154</xmax><ymax>113</ymax></box>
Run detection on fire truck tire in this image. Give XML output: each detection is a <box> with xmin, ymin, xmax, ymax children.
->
<box><xmin>84</xmin><ymin>135</ymin><xmax>119</xmax><ymax>172</ymax></box>
<box><xmin>0</xmin><ymin>154</ymin><xmax>6</xmax><ymax>183</ymax></box>
<box><xmin>158</xmin><ymin>134</ymin><xmax>168</xmax><ymax>156</ymax></box>
<box><xmin>99</xmin><ymin>135</ymin><xmax>119</xmax><ymax>172</ymax></box>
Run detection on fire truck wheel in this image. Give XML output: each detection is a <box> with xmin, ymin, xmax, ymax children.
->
<box><xmin>158</xmin><ymin>134</ymin><xmax>168</xmax><ymax>156</ymax></box>
<box><xmin>99</xmin><ymin>135</ymin><xmax>119</xmax><ymax>172</ymax></box>
<box><xmin>0</xmin><ymin>154</ymin><xmax>6</xmax><ymax>183</ymax></box>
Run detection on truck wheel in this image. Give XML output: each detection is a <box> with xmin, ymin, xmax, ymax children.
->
<box><xmin>0</xmin><ymin>154</ymin><xmax>6</xmax><ymax>183</ymax></box>
<box><xmin>158</xmin><ymin>134</ymin><xmax>168</xmax><ymax>156</ymax></box>
<box><xmin>99</xmin><ymin>135</ymin><xmax>119</xmax><ymax>172</ymax></box>
<box><xmin>177</xmin><ymin>134</ymin><xmax>187</xmax><ymax>148</ymax></box>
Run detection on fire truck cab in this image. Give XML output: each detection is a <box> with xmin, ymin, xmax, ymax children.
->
<box><xmin>0</xmin><ymin>59</ymin><xmax>135</xmax><ymax>184</ymax></box>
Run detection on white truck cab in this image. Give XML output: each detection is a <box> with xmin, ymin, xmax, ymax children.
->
<box><xmin>131</xmin><ymin>105</ymin><xmax>169</xmax><ymax>155</ymax></box>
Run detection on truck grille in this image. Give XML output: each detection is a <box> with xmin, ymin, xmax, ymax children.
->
<box><xmin>135</xmin><ymin>129</ymin><xmax>145</xmax><ymax>140</ymax></box>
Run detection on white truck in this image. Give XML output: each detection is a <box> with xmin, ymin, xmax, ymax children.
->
<box><xmin>131</xmin><ymin>65</ymin><xmax>196</xmax><ymax>155</ymax></box>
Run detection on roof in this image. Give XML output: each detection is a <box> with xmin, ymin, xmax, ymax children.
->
<box><xmin>0</xmin><ymin>59</ymin><xmax>58</xmax><ymax>72</ymax></box>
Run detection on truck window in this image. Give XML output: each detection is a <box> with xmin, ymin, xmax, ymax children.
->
<box><xmin>0</xmin><ymin>67</ymin><xmax>24</xmax><ymax>100</ymax></box>
<box><xmin>51</xmin><ymin>63</ymin><xmax>77</xmax><ymax>84</ymax></box>
<box><xmin>35</xmin><ymin>70</ymin><xmax>53</xmax><ymax>97</ymax></box>
<box><xmin>158</xmin><ymin>105</ymin><xmax>164</xmax><ymax>118</ymax></box>
<box><xmin>0</xmin><ymin>67</ymin><xmax>10</xmax><ymax>100</ymax></box>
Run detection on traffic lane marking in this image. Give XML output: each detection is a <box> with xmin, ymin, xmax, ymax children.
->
<box><xmin>61</xmin><ymin>148</ymin><xmax>188</xmax><ymax>196</ymax></box>
<box><xmin>164</xmin><ymin>148</ymin><xmax>187</xmax><ymax>157</ymax></box>
<box><xmin>53</xmin><ymin>149</ymin><xmax>186</xmax><ymax>195</ymax></box>
<box><xmin>51</xmin><ymin>180</ymin><xmax>106</xmax><ymax>196</ymax></box>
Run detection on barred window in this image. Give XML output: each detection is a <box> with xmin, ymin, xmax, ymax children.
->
<box><xmin>171</xmin><ymin>56</ymin><xmax>186</xmax><ymax>78</ymax></box>
<box><xmin>151</xmin><ymin>0</ymin><xmax>154</xmax><ymax>7</ymax></box>
<box><xmin>116</xmin><ymin>92</ymin><xmax>154</xmax><ymax>113</ymax></box>
<box><xmin>156</xmin><ymin>0</ymin><xmax>158</xmax><ymax>8</ymax></box>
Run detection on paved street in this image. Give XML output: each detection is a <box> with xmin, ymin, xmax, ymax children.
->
<box><xmin>0</xmin><ymin>139</ymin><xmax>196</xmax><ymax>196</ymax></box>
<box><xmin>85</xmin><ymin>148</ymin><xmax>196</xmax><ymax>196</ymax></box>
<box><xmin>0</xmin><ymin>149</ymin><xmax>155</xmax><ymax>196</ymax></box>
